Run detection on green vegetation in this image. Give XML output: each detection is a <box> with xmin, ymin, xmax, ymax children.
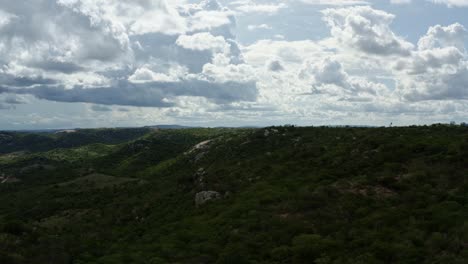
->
<box><xmin>0</xmin><ymin>127</ymin><xmax>152</xmax><ymax>154</ymax></box>
<box><xmin>0</xmin><ymin>125</ymin><xmax>467</xmax><ymax>263</ymax></box>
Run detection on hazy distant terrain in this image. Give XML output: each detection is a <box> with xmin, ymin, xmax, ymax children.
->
<box><xmin>0</xmin><ymin>125</ymin><xmax>467</xmax><ymax>263</ymax></box>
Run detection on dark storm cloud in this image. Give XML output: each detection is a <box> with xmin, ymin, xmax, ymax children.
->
<box><xmin>0</xmin><ymin>74</ymin><xmax>57</xmax><ymax>87</ymax></box>
<box><xmin>8</xmin><ymin>79</ymin><xmax>257</xmax><ymax>107</ymax></box>
<box><xmin>15</xmin><ymin>84</ymin><xmax>174</xmax><ymax>108</ymax></box>
<box><xmin>0</xmin><ymin>103</ymin><xmax>12</xmax><ymax>110</ymax></box>
<box><xmin>28</xmin><ymin>60</ymin><xmax>85</xmax><ymax>74</ymax></box>
<box><xmin>91</xmin><ymin>105</ymin><xmax>112</xmax><ymax>112</ymax></box>
<box><xmin>4</xmin><ymin>96</ymin><xmax>25</xmax><ymax>105</ymax></box>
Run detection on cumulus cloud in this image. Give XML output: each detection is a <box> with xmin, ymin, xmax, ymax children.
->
<box><xmin>128</xmin><ymin>65</ymin><xmax>188</xmax><ymax>83</ymax></box>
<box><xmin>399</xmin><ymin>66</ymin><xmax>468</xmax><ymax>101</ymax></box>
<box><xmin>267</xmin><ymin>60</ymin><xmax>285</xmax><ymax>72</ymax></box>
<box><xmin>247</xmin><ymin>24</ymin><xmax>272</xmax><ymax>31</ymax></box>
<box><xmin>57</xmin><ymin>0</ymin><xmax>187</xmax><ymax>36</ymax></box>
<box><xmin>322</xmin><ymin>6</ymin><xmax>414</xmax><ymax>56</ymax></box>
<box><xmin>0</xmin><ymin>9</ymin><xmax>16</xmax><ymax>28</ymax></box>
<box><xmin>300</xmin><ymin>0</ymin><xmax>369</xmax><ymax>5</ymax></box>
<box><xmin>390</xmin><ymin>0</ymin><xmax>412</xmax><ymax>4</ymax></box>
<box><xmin>176</xmin><ymin>32</ymin><xmax>229</xmax><ymax>52</ymax></box>
<box><xmin>395</xmin><ymin>23</ymin><xmax>468</xmax><ymax>101</ymax></box>
<box><xmin>0</xmin><ymin>1</ymin><xmax>467</xmax><ymax>128</ymax></box>
<box><xmin>418</xmin><ymin>23</ymin><xmax>467</xmax><ymax>51</ymax></box>
<box><xmin>300</xmin><ymin>58</ymin><xmax>388</xmax><ymax>97</ymax></box>
<box><xmin>395</xmin><ymin>47</ymin><xmax>463</xmax><ymax>74</ymax></box>
<box><xmin>231</xmin><ymin>1</ymin><xmax>287</xmax><ymax>14</ymax></box>
<box><xmin>430</xmin><ymin>0</ymin><xmax>468</xmax><ymax>7</ymax></box>
<box><xmin>0</xmin><ymin>0</ymin><xmax>257</xmax><ymax>108</ymax></box>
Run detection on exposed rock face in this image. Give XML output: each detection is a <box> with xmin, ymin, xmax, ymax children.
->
<box><xmin>194</xmin><ymin>152</ymin><xmax>206</xmax><ymax>163</ymax></box>
<box><xmin>0</xmin><ymin>175</ymin><xmax>20</xmax><ymax>184</ymax></box>
<box><xmin>264</xmin><ymin>128</ymin><xmax>279</xmax><ymax>137</ymax></box>
<box><xmin>188</xmin><ymin>140</ymin><xmax>212</xmax><ymax>154</ymax></box>
<box><xmin>193</xmin><ymin>168</ymin><xmax>207</xmax><ymax>188</ymax></box>
<box><xmin>186</xmin><ymin>140</ymin><xmax>213</xmax><ymax>163</ymax></box>
<box><xmin>195</xmin><ymin>191</ymin><xmax>221</xmax><ymax>206</ymax></box>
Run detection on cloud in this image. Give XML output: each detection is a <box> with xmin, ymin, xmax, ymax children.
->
<box><xmin>390</xmin><ymin>0</ymin><xmax>412</xmax><ymax>4</ymax></box>
<box><xmin>57</xmin><ymin>0</ymin><xmax>187</xmax><ymax>36</ymax></box>
<box><xmin>399</xmin><ymin>66</ymin><xmax>468</xmax><ymax>101</ymax></box>
<box><xmin>300</xmin><ymin>58</ymin><xmax>388</xmax><ymax>96</ymax></box>
<box><xmin>395</xmin><ymin>47</ymin><xmax>463</xmax><ymax>74</ymax></box>
<box><xmin>417</xmin><ymin>23</ymin><xmax>468</xmax><ymax>51</ymax></box>
<box><xmin>128</xmin><ymin>65</ymin><xmax>188</xmax><ymax>83</ymax></box>
<box><xmin>231</xmin><ymin>1</ymin><xmax>287</xmax><ymax>14</ymax></box>
<box><xmin>176</xmin><ymin>32</ymin><xmax>229</xmax><ymax>52</ymax></box>
<box><xmin>0</xmin><ymin>0</ymin><xmax>132</xmax><ymax>84</ymax></box>
<box><xmin>91</xmin><ymin>105</ymin><xmax>112</xmax><ymax>112</ymax></box>
<box><xmin>322</xmin><ymin>6</ymin><xmax>414</xmax><ymax>56</ymax></box>
<box><xmin>4</xmin><ymin>76</ymin><xmax>257</xmax><ymax>107</ymax></box>
<box><xmin>247</xmin><ymin>24</ymin><xmax>272</xmax><ymax>31</ymax></box>
<box><xmin>300</xmin><ymin>0</ymin><xmax>369</xmax><ymax>5</ymax></box>
<box><xmin>0</xmin><ymin>103</ymin><xmax>13</xmax><ymax>110</ymax></box>
<box><xmin>267</xmin><ymin>60</ymin><xmax>285</xmax><ymax>72</ymax></box>
<box><xmin>3</xmin><ymin>95</ymin><xmax>25</xmax><ymax>105</ymax></box>
<box><xmin>0</xmin><ymin>94</ymin><xmax>25</xmax><ymax>110</ymax></box>
<box><xmin>0</xmin><ymin>9</ymin><xmax>16</xmax><ymax>28</ymax></box>
<box><xmin>1</xmin><ymin>2</ymin><xmax>467</xmax><ymax>128</ymax></box>
<box><xmin>244</xmin><ymin>39</ymin><xmax>329</xmax><ymax>66</ymax></box>
<box><xmin>430</xmin><ymin>0</ymin><xmax>468</xmax><ymax>7</ymax></box>
<box><xmin>395</xmin><ymin>23</ymin><xmax>468</xmax><ymax>101</ymax></box>
<box><xmin>0</xmin><ymin>0</ymin><xmax>257</xmax><ymax>109</ymax></box>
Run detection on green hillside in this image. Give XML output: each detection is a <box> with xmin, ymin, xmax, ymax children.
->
<box><xmin>0</xmin><ymin>128</ymin><xmax>153</xmax><ymax>154</ymax></box>
<box><xmin>0</xmin><ymin>125</ymin><xmax>467</xmax><ymax>263</ymax></box>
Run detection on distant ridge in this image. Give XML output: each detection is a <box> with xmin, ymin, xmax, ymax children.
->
<box><xmin>145</xmin><ymin>125</ymin><xmax>194</xmax><ymax>129</ymax></box>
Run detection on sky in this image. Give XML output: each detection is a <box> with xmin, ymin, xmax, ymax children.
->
<box><xmin>0</xmin><ymin>0</ymin><xmax>467</xmax><ymax>129</ymax></box>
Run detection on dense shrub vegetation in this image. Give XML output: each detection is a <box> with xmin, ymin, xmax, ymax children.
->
<box><xmin>0</xmin><ymin>125</ymin><xmax>467</xmax><ymax>263</ymax></box>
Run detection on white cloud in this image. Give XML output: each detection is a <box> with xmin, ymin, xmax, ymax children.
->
<box><xmin>176</xmin><ymin>32</ymin><xmax>230</xmax><ymax>52</ymax></box>
<box><xmin>0</xmin><ymin>9</ymin><xmax>16</xmax><ymax>28</ymax></box>
<box><xmin>322</xmin><ymin>6</ymin><xmax>414</xmax><ymax>56</ymax></box>
<box><xmin>395</xmin><ymin>23</ymin><xmax>468</xmax><ymax>101</ymax></box>
<box><xmin>301</xmin><ymin>58</ymin><xmax>388</xmax><ymax>97</ymax></box>
<box><xmin>395</xmin><ymin>47</ymin><xmax>463</xmax><ymax>74</ymax></box>
<box><xmin>300</xmin><ymin>0</ymin><xmax>369</xmax><ymax>5</ymax></box>
<box><xmin>398</xmin><ymin>65</ymin><xmax>468</xmax><ymax>101</ymax></box>
<box><xmin>247</xmin><ymin>24</ymin><xmax>272</xmax><ymax>31</ymax></box>
<box><xmin>430</xmin><ymin>0</ymin><xmax>468</xmax><ymax>7</ymax></box>
<box><xmin>390</xmin><ymin>0</ymin><xmax>412</xmax><ymax>4</ymax></box>
<box><xmin>201</xmin><ymin>54</ymin><xmax>257</xmax><ymax>83</ymax></box>
<box><xmin>418</xmin><ymin>23</ymin><xmax>467</xmax><ymax>50</ymax></box>
<box><xmin>230</xmin><ymin>1</ymin><xmax>287</xmax><ymax>14</ymax></box>
<box><xmin>188</xmin><ymin>10</ymin><xmax>234</xmax><ymax>31</ymax></box>
<box><xmin>1</xmin><ymin>1</ymin><xmax>467</xmax><ymax>128</ymax></box>
<box><xmin>129</xmin><ymin>64</ymin><xmax>188</xmax><ymax>83</ymax></box>
<box><xmin>0</xmin><ymin>0</ymin><xmax>256</xmax><ymax>107</ymax></box>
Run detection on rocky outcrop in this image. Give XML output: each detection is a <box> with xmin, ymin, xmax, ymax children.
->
<box><xmin>195</xmin><ymin>191</ymin><xmax>221</xmax><ymax>206</ymax></box>
<box><xmin>186</xmin><ymin>140</ymin><xmax>213</xmax><ymax>163</ymax></box>
<box><xmin>193</xmin><ymin>168</ymin><xmax>207</xmax><ymax>188</ymax></box>
<box><xmin>263</xmin><ymin>128</ymin><xmax>279</xmax><ymax>137</ymax></box>
<box><xmin>187</xmin><ymin>140</ymin><xmax>212</xmax><ymax>154</ymax></box>
<box><xmin>0</xmin><ymin>174</ymin><xmax>20</xmax><ymax>184</ymax></box>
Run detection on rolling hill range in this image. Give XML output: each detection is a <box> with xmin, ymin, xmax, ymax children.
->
<box><xmin>0</xmin><ymin>125</ymin><xmax>467</xmax><ymax>263</ymax></box>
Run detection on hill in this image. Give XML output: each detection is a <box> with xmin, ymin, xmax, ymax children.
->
<box><xmin>0</xmin><ymin>125</ymin><xmax>467</xmax><ymax>263</ymax></box>
<box><xmin>0</xmin><ymin>128</ymin><xmax>152</xmax><ymax>154</ymax></box>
